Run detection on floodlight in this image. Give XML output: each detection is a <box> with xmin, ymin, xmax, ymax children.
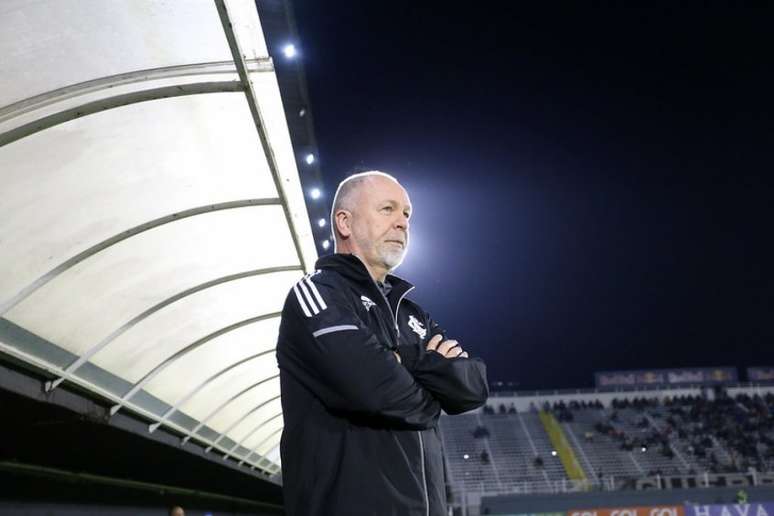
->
<box><xmin>282</xmin><ymin>44</ymin><xmax>297</xmax><ymax>58</ymax></box>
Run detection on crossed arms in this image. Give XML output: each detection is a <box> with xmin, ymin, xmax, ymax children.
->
<box><xmin>279</xmin><ymin>277</ymin><xmax>489</xmax><ymax>429</ymax></box>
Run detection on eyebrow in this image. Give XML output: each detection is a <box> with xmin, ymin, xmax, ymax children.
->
<box><xmin>382</xmin><ymin>200</ymin><xmax>412</xmax><ymax>214</ymax></box>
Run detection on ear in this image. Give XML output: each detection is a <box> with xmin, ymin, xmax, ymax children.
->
<box><xmin>334</xmin><ymin>209</ymin><xmax>352</xmax><ymax>238</ymax></box>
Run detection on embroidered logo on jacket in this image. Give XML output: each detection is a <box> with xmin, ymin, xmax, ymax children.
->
<box><xmin>408</xmin><ymin>315</ymin><xmax>427</xmax><ymax>339</ymax></box>
<box><xmin>360</xmin><ymin>295</ymin><xmax>376</xmax><ymax>312</ymax></box>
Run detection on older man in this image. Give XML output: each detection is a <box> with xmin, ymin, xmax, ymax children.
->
<box><xmin>277</xmin><ymin>171</ymin><xmax>488</xmax><ymax>515</ymax></box>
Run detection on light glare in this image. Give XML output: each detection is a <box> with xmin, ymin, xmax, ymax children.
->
<box><xmin>282</xmin><ymin>44</ymin><xmax>297</xmax><ymax>59</ymax></box>
<box><xmin>305</xmin><ymin>153</ymin><xmax>315</xmax><ymax>165</ymax></box>
<box><xmin>317</xmin><ymin>218</ymin><xmax>326</xmax><ymax>228</ymax></box>
<box><xmin>310</xmin><ymin>188</ymin><xmax>321</xmax><ymax>200</ymax></box>
<box><xmin>321</xmin><ymin>240</ymin><xmax>330</xmax><ymax>250</ymax></box>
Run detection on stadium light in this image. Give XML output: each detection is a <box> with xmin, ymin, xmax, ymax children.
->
<box><xmin>309</xmin><ymin>188</ymin><xmax>321</xmax><ymax>200</ymax></box>
<box><xmin>321</xmin><ymin>239</ymin><xmax>330</xmax><ymax>250</ymax></box>
<box><xmin>282</xmin><ymin>44</ymin><xmax>297</xmax><ymax>59</ymax></box>
<box><xmin>551</xmin><ymin>450</ymin><xmax>558</xmax><ymax>457</ymax></box>
<box><xmin>641</xmin><ymin>446</ymin><xmax>647</xmax><ymax>453</ymax></box>
<box><xmin>317</xmin><ymin>218</ymin><xmax>326</xmax><ymax>228</ymax></box>
<box><xmin>463</xmin><ymin>454</ymin><xmax>470</xmax><ymax>460</ymax></box>
<box><xmin>305</xmin><ymin>153</ymin><xmax>315</xmax><ymax>165</ymax></box>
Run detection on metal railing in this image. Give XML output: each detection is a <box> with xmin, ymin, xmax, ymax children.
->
<box><xmin>447</xmin><ymin>471</ymin><xmax>774</xmax><ymax>501</ymax></box>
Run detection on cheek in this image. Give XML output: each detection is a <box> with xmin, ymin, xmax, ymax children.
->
<box><xmin>352</xmin><ymin>219</ymin><xmax>377</xmax><ymax>244</ymax></box>
<box><xmin>361</xmin><ymin>216</ymin><xmax>386</xmax><ymax>238</ymax></box>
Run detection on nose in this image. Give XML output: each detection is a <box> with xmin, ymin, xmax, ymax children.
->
<box><xmin>395</xmin><ymin>213</ymin><xmax>409</xmax><ymax>232</ymax></box>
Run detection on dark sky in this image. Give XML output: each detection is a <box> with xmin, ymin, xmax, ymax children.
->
<box><xmin>291</xmin><ymin>3</ymin><xmax>774</xmax><ymax>390</ymax></box>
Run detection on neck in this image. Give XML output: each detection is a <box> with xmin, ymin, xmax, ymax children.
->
<box><xmin>370</xmin><ymin>265</ymin><xmax>389</xmax><ymax>284</ymax></box>
<box><xmin>355</xmin><ymin>254</ymin><xmax>389</xmax><ymax>284</ymax></box>
<box><xmin>335</xmin><ymin>242</ymin><xmax>389</xmax><ymax>283</ymax></box>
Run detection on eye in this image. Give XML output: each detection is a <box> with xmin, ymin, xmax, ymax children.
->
<box><xmin>381</xmin><ymin>206</ymin><xmax>393</xmax><ymax>213</ymax></box>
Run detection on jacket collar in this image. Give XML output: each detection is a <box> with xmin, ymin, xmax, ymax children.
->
<box><xmin>315</xmin><ymin>253</ymin><xmax>414</xmax><ymax>303</ymax></box>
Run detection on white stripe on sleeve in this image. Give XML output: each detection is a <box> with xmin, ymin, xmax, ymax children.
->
<box><xmin>292</xmin><ymin>283</ymin><xmax>312</xmax><ymax>317</ymax></box>
<box><xmin>297</xmin><ymin>278</ymin><xmax>320</xmax><ymax>315</ymax></box>
<box><xmin>304</xmin><ymin>277</ymin><xmax>327</xmax><ymax>311</ymax></box>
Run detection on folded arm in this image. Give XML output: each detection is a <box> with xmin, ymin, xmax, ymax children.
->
<box><xmin>278</xmin><ymin>275</ymin><xmax>441</xmax><ymax>429</ymax></box>
<box><xmin>400</xmin><ymin>316</ymin><xmax>489</xmax><ymax>415</ymax></box>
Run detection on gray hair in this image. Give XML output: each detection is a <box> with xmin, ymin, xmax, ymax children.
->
<box><xmin>330</xmin><ymin>171</ymin><xmax>398</xmax><ymax>248</ymax></box>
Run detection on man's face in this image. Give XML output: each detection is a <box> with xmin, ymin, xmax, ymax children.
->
<box><xmin>349</xmin><ymin>176</ymin><xmax>412</xmax><ymax>274</ymax></box>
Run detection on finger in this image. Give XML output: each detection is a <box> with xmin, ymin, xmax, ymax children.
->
<box><xmin>426</xmin><ymin>334</ymin><xmax>443</xmax><ymax>351</ymax></box>
<box><xmin>436</xmin><ymin>340</ymin><xmax>459</xmax><ymax>356</ymax></box>
<box><xmin>393</xmin><ymin>351</ymin><xmax>402</xmax><ymax>364</ymax></box>
<box><xmin>459</xmin><ymin>351</ymin><xmax>469</xmax><ymax>358</ymax></box>
<box><xmin>447</xmin><ymin>346</ymin><xmax>465</xmax><ymax>358</ymax></box>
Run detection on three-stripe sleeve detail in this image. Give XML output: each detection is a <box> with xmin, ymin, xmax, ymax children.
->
<box><xmin>297</xmin><ymin>279</ymin><xmax>320</xmax><ymax>315</ymax></box>
<box><xmin>293</xmin><ymin>283</ymin><xmax>312</xmax><ymax>317</ymax></box>
<box><xmin>293</xmin><ymin>273</ymin><xmax>328</xmax><ymax>318</ymax></box>
<box><xmin>305</xmin><ymin>277</ymin><xmax>327</xmax><ymax>310</ymax></box>
<box><xmin>312</xmin><ymin>325</ymin><xmax>359</xmax><ymax>338</ymax></box>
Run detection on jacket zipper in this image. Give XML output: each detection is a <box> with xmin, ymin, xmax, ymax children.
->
<box><xmin>402</xmin><ymin>287</ymin><xmax>428</xmax><ymax>516</ymax></box>
<box><xmin>418</xmin><ymin>430</ymin><xmax>430</xmax><ymax>516</ymax></box>
<box><xmin>371</xmin><ymin>280</ymin><xmax>414</xmax><ymax>342</ymax></box>
<box><xmin>372</xmin><ymin>280</ymin><xmax>428</xmax><ymax>514</ymax></box>
<box><xmin>392</xmin><ymin>286</ymin><xmax>414</xmax><ymax>337</ymax></box>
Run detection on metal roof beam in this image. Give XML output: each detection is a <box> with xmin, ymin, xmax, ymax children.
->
<box><xmin>221</xmin><ymin>412</ymin><xmax>283</xmax><ymax>461</ymax></box>
<box><xmin>0</xmin><ymin>81</ymin><xmax>242</xmax><ymax>148</ymax></box>
<box><xmin>215</xmin><ymin>0</ymin><xmax>310</xmax><ymax>272</ymax></box>
<box><xmin>148</xmin><ymin>362</ymin><xmax>280</xmax><ymax>434</ymax></box>
<box><xmin>0</xmin><ymin>59</ymin><xmax>272</xmax><ymax>125</ymax></box>
<box><xmin>242</xmin><ymin>427</ymin><xmax>283</xmax><ymax>467</ymax></box>
<box><xmin>109</xmin><ymin>312</ymin><xmax>281</xmax><ymax>416</ymax></box>
<box><xmin>0</xmin><ymin>199</ymin><xmax>282</xmax><ymax>317</ymax></box>
<box><xmin>181</xmin><ymin>374</ymin><xmax>279</xmax><ymax>446</ymax></box>
<box><xmin>198</xmin><ymin>394</ymin><xmax>281</xmax><ymax>449</ymax></box>
<box><xmin>46</xmin><ymin>266</ymin><xmax>299</xmax><ymax>393</ymax></box>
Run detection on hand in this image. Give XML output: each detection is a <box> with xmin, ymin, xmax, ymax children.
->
<box><xmin>426</xmin><ymin>334</ymin><xmax>468</xmax><ymax>359</ymax></box>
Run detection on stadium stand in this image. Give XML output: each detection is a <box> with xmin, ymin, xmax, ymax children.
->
<box><xmin>441</xmin><ymin>386</ymin><xmax>774</xmax><ymax>500</ymax></box>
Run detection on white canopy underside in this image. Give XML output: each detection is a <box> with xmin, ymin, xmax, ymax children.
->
<box><xmin>0</xmin><ymin>0</ymin><xmax>319</xmax><ymax>475</ymax></box>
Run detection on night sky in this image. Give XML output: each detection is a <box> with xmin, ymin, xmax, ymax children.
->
<box><xmin>290</xmin><ymin>3</ymin><xmax>773</xmax><ymax>390</ymax></box>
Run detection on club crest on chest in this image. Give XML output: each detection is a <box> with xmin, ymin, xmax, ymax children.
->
<box><xmin>408</xmin><ymin>315</ymin><xmax>427</xmax><ymax>339</ymax></box>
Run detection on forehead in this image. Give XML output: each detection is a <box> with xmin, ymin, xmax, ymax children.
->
<box><xmin>362</xmin><ymin>176</ymin><xmax>411</xmax><ymax>206</ymax></box>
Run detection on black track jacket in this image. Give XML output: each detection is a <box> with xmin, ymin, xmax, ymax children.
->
<box><xmin>277</xmin><ymin>253</ymin><xmax>488</xmax><ymax>516</ymax></box>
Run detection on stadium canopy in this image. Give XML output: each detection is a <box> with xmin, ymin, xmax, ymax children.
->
<box><xmin>0</xmin><ymin>0</ymin><xmax>320</xmax><ymax>476</ymax></box>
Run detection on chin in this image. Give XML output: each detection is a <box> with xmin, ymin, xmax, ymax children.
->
<box><xmin>382</xmin><ymin>253</ymin><xmax>406</xmax><ymax>271</ymax></box>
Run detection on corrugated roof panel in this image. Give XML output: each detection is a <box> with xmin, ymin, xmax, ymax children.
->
<box><xmin>0</xmin><ymin>0</ymin><xmax>314</xmax><ymax>473</ymax></box>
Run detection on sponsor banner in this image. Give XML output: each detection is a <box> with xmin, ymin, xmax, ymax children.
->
<box><xmin>569</xmin><ymin>506</ymin><xmax>683</xmax><ymax>516</ymax></box>
<box><xmin>685</xmin><ymin>504</ymin><xmax>774</xmax><ymax>516</ymax></box>
<box><xmin>595</xmin><ymin>367</ymin><xmax>738</xmax><ymax>388</ymax></box>
<box><xmin>748</xmin><ymin>367</ymin><xmax>774</xmax><ymax>382</ymax></box>
<box><xmin>506</xmin><ymin>513</ymin><xmax>565</xmax><ymax>516</ymax></box>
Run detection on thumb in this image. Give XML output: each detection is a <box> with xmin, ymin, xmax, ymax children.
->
<box><xmin>426</xmin><ymin>334</ymin><xmax>443</xmax><ymax>351</ymax></box>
